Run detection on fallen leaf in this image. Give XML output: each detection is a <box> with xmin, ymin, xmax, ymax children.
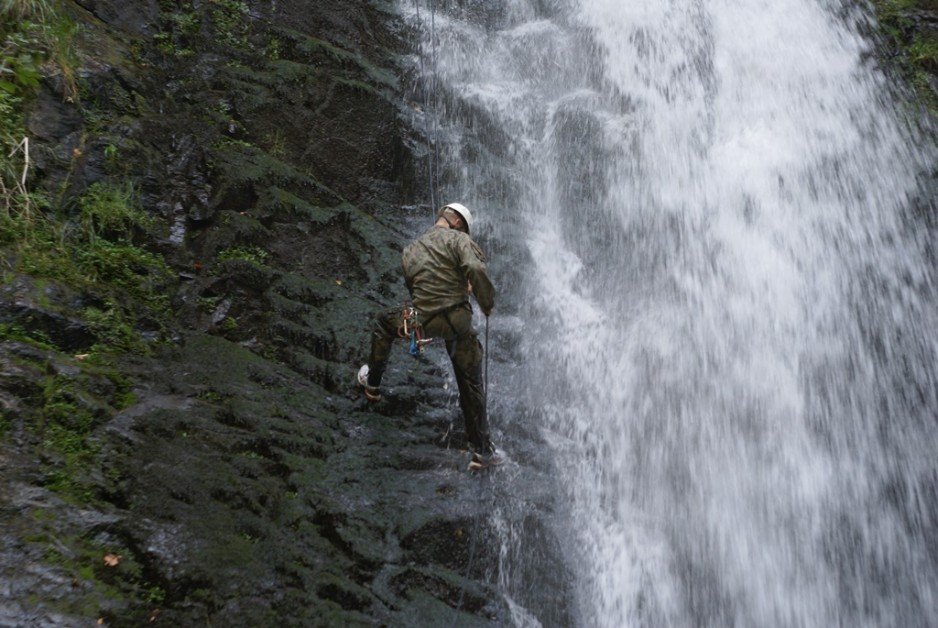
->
<box><xmin>74</xmin><ymin>354</ymin><xmax>90</xmax><ymax>361</ymax></box>
<box><xmin>103</xmin><ymin>553</ymin><xmax>121</xmax><ymax>567</ymax></box>
<box><xmin>72</xmin><ymin>148</ymin><xmax>83</xmax><ymax>158</ymax></box>
<box><xmin>148</xmin><ymin>609</ymin><xmax>161</xmax><ymax>622</ymax></box>
<box><xmin>97</xmin><ymin>619</ymin><xmax>104</xmax><ymax>625</ymax></box>
<box><xmin>193</xmin><ymin>262</ymin><xmax>203</xmax><ymax>271</ymax></box>
<box><xmin>335</xmin><ymin>279</ymin><xmax>342</xmax><ymax>286</ymax></box>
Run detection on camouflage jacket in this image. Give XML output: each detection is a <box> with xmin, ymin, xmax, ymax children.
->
<box><xmin>401</xmin><ymin>226</ymin><xmax>495</xmax><ymax>316</ymax></box>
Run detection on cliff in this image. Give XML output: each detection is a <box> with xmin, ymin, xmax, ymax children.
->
<box><xmin>0</xmin><ymin>1</ymin><xmax>533</xmax><ymax>624</ymax></box>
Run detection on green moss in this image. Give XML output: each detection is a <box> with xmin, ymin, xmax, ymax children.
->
<box><xmin>265</xmin><ymin>36</ymin><xmax>281</xmax><ymax>60</ymax></box>
<box><xmin>7</xmin><ymin>348</ymin><xmax>138</xmax><ymax>501</ymax></box>
<box><xmin>909</xmin><ymin>35</ymin><xmax>938</xmax><ymax>71</ymax></box>
<box><xmin>0</xmin><ymin>322</ymin><xmax>56</xmax><ymax>349</ymax></box>
<box><xmin>211</xmin><ymin>0</ymin><xmax>250</xmax><ymax>49</ymax></box>
<box><xmin>75</xmin><ymin>241</ymin><xmax>171</xmax><ymax>302</ymax></box>
<box><xmin>145</xmin><ymin>585</ymin><xmax>166</xmax><ymax>605</ymax></box>
<box><xmin>332</xmin><ymin>74</ymin><xmax>372</xmax><ymax>94</ymax></box>
<box><xmin>153</xmin><ymin>2</ymin><xmax>202</xmax><ymax>57</ymax></box>
<box><xmin>1</xmin><ymin>21</ymin><xmax>174</xmax><ymax>360</ymax></box>
<box><xmin>34</xmin><ymin>376</ymin><xmax>102</xmax><ymax>501</ymax></box>
<box><xmin>26</xmin><ymin>524</ymin><xmax>162</xmax><ymax>618</ymax></box>
<box><xmin>78</xmin><ymin>182</ymin><xmax>151</xmax><ymax>243</ymax></box>
<box><xmin>871</xmin><ymin>0</ymin><xmax>938</xmax><ymax>110</ymax></box>
<box><xmin>0</xmin><ymin>1</ymin><xmax>78</xmax><ymax>99</ymax></box>
<box><xmin>83</xmin><ymin>303</ymin><xmax>147</xmax><ymax>353</ymax></box>
<box><xmin>218</xmin><ymin>245</ymin><xmax>268</xmax><ymax>266</ymax></box>
<box><xmin>220</xmin><ymin>316</ymin><xmax>238</xmax><ymax>331</ymax></box>
<box><xmin>277</xmin><ymin>28</ymin><xmax>399</xmax><ymax>90</ymax></box>
<box><xmin>1</xmin><ymin>179</ymin><xmax>173</xmax><ymax>356</ymax></box>
<box><xmin>262</xmin><ymin>188</ymin><xmax>335</xmax><ymax>223</ymax></box>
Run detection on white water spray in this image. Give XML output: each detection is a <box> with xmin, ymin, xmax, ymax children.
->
<box><xmin>407</xmin><ymin>1</ymin><xmax>937</xmax><ymax>625</ymax></box>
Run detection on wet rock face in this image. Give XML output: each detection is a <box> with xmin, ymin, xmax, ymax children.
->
<box><xmin>0</xmin><ymin>0</ymin><xmax>556</xmax><ymax>625</ymax></box>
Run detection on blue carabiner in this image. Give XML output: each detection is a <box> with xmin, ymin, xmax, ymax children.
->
<box><xmin>409</xmin><ymin>330</ymin><xmax>419</xmax><ymax>356</ymax></box>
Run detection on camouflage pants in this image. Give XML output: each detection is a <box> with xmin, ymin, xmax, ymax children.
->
<box><xmin>367</xmin><ymin>304</ymin><xmax>492</xmax><ymax>453</ymax></box>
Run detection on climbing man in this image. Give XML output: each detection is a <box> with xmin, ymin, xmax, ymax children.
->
<box><xmin>357</xmin><ymin>203</ymin><xmax>499</xmax><ymax>468</ymax></box>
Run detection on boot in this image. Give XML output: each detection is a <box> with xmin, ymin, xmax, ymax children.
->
<box><xmin>467</xmin><ymin>446</ymin><xmax>503</xmax><ymax>471</ymax></box>
<box><xmin>357</xmin><ymin>365</ymin><xmax>382</xmax><ymax>402</ymax></box>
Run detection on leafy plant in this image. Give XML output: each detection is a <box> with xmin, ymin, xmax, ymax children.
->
<box><xmin>82</xmin><ymin>304</ymin><xmax>145</xmax><ymax>353</ymax></box>
<box><xmin>871</xmin><ymin>0</ymin><xmax>938</xmax><ymax>109</ymax></box>
<box><xmin>0</xmin><ymin>322</ymin><xmax>56</xmax><ymax>349</ymax></box>
<box><xmin>38</xmin><ymin>375</ymin><xmax>101</xmax><ymax>502</ymax></box>
<box><xmin>78</xmin><ymin>182</ymin><xmax>151</xmax><ymax>244</ymax></box>
<box><xmin>0</xmin><ymin>0</ymin><xmax>55</xmax><ymax>20</ymax></box>
<box><xmin>909</xmin><ymin>36</ymin><xmax>938</xmax><ymax>72</ymax></box>
<box><xmin>210</xmin><ymin>0</ymin><xmax>250</xmax><ymax>48</ymax></box>
<box><xmin>218</xmin><ymin>245</ymin><xmax>268</xmax><ymax>266</ymax></box>
<box><xmin>1</xmin><ymin>1</ymin><xmax>78</xmax><ymax>99</ymax></box>
<box><xmin>2</xmin><ymin>178</ymin><xmax>172</xmax><ymax>357</ymax></box>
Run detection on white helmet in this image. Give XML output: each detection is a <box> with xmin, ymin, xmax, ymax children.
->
<box><xmin>439</xmin><ymin>202</ymin><xmax>474</xmax><ymax>234</ymax></box>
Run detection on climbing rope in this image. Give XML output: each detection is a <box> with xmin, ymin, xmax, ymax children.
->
<box><xmin>412</xmin><ymin>4</ymin><xmax>489</xmax><ymax>615</ymax></box>
<box><xmin>413</xmin><ymin>0</ymin><xmax>439</xmax><ymax>215</ymax></box>
<box><xmin>428</xmin><ymin>0</ymin><xmax>439</xmax><ymax>211</ymax></box>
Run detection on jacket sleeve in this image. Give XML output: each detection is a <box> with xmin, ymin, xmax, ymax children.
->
<box><xmin>454</xmin><ymin>235</ymin><xmax>495</xmax><ymax>312</ymax></box>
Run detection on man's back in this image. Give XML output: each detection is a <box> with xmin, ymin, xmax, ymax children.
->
<box><xmin>401</xmin><ymin>226</ymin><xmax>494</xmax><ymax>316</ymax></box>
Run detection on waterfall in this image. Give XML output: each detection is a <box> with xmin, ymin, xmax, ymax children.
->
<box><xmin>405</xmin><ymin>1</ymin><xmax>937</xmax><ymax>625</ymax></box>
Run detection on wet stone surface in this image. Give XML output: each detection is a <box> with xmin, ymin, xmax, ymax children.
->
<box><xmin>0</xmin><ymin>0</ymin><xmax>572</xmax><ymax>624</ymax></box>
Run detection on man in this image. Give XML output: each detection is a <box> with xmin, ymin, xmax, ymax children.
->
<box><xmin>358</xmin><ymin>203</ymin><xmax>498</xmax><ymax>465</ymax></box>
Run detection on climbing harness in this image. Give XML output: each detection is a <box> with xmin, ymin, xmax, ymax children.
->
<box><xmin>397</xmin><ymin>301</ymin><xmax>433</xmax><ymax>356</ymax></box>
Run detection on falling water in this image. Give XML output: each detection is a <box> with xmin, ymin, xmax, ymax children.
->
<box><xmin>405</xmin><ymin>0</ymin><xmax>937</xmax><ymax>625</ymax></box>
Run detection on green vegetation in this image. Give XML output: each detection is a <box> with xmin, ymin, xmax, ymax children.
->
<box><xmin>0</xmin><ymin>1</ymin><xmax>171</xmax><ymax>524</ymax></box>
<box><xmin>1</xmin><ymin>180</ymin><xmax>173</xmax><ymax>354</ymax></box>
<box><xmin>872</xmin><ymin>0</ymin><xmax>938</xmax><ymax>110</ymax></box>
<box><xmin>40</xmin><ymin>375</ymin><xmax>102</xmax><ymax>502</ymax></box>
<box><xmin>157</xmin><ymin>0</ymin><xmax>252</xmax><ymax>53</ymax></box>
<box><xmin>2</xmin><ymin>4</ymin><xmax>173</xmax><ymax>357</ymax></box>
<box><xmin>909</xmin><ymin>35</ymin><xmax>938</xmax><ymax>73</ymax></box>
<box><xmin>154</xmin><ymin>6</ymin><xmax>199</xmax><ymax>57</ymax></box>
<box><xmin>211</xmin><ymin>0</ymin><xmax>251</xmax><ymax>49</ymax></box>
<box><xmin>5</xmin><ymin>354</ymin><xmax>135</xmax><ymax>503</ymax></box>
<box><xmin>0</xmin><ymin>321</ymin><xmax>56</xmax><ymax>349</ymax></box>
<box><xmin>1</xmin><ymin>1</ymin><xmax>75</xmax><ymax>212</ymax></box>
<box><xmin>218</xmin><ymin>245</ymin><xmax>268</xmax><ymax>266</ymax></box>
<box><xmin>27</xmin><ymin>513</ymin><xmax>167</xmax><ymax>619</ymax></box>
<box><xmin>1</xmin><ymin>0</ymin><xmax>79</xmax><ymax>99</ymax></box>
<box><xmin>79</xmin><ymin>182</ymin><xmax>152</xmax><ymax>243</ymax></box>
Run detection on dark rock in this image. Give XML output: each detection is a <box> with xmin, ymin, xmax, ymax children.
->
<box><xmin>0</xmin><ymin>296</ymin><xmax>96</xmax><ymax>353</ymax></box>
<box><xmin>72</xmin><ymin>0</ymin><xmax>160</xmax><ymax>36</ymax></box>
<box><xmin>25</xmin><ymin>89</ymin><xmax>83</xmax><ymax>142</ymax></box>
